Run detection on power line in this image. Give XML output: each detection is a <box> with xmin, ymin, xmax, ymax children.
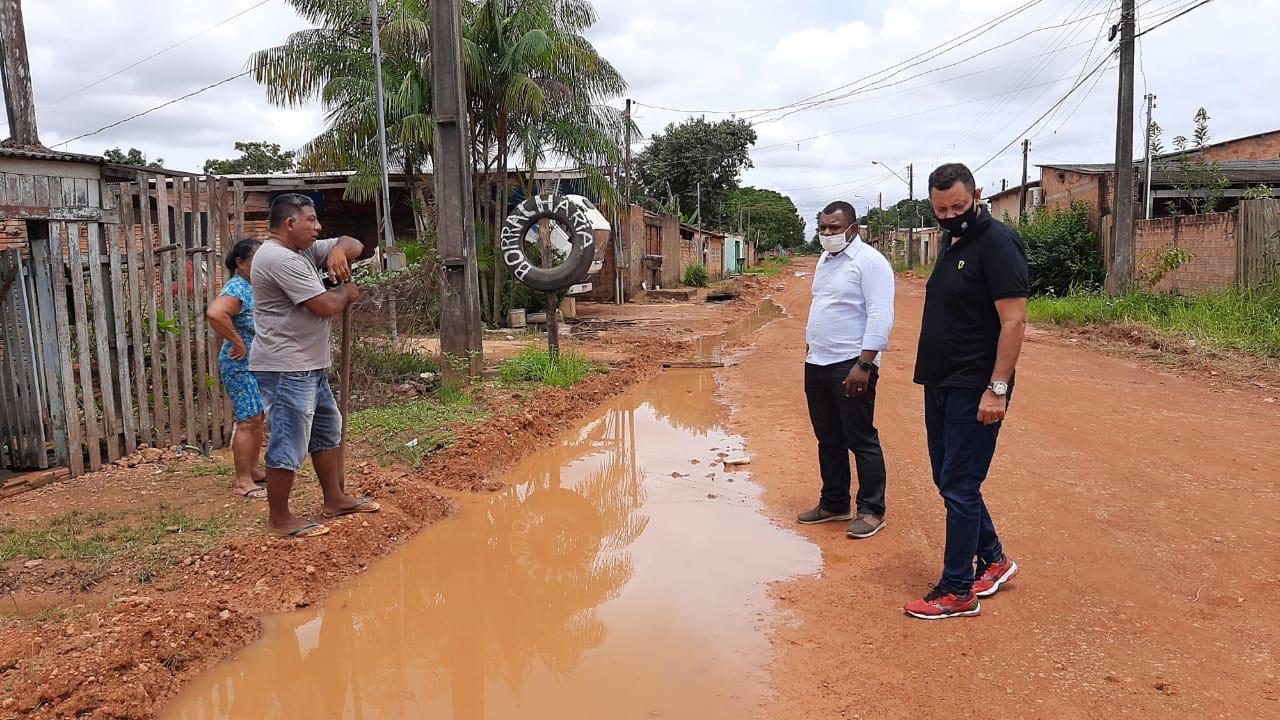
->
<box><xmin>975</xmin><ymin>50</ymin><xmax>1118</xmax><ymax>172</ymax></box>
<box><xmin>1</xmin><ymin>0</ymin><xmax>275</xmax><ymax>131</ymax></box>
<box><xmin>50</xmin><ymin>71</ymin><xmax>254</xmax><ymax>149</ymax></box>
<box><xmin>1136</xmin><ymin>0</ymin><xmax>1217</xmax><ymax>36</ymax></box>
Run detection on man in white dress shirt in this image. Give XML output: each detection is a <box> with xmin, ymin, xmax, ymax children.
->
<box><xmin>796</xmin><ymin>201</ymin><xmax>896</xmax><ymax>539</ymax></box>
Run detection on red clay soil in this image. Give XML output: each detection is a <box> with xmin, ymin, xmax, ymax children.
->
<box><xmin>720</xmin><ymin>257</ymin><xmax>1279</xmax><ymax>718</ymax></box>
<box><xmin>0</xmin><ymin>278</ymin><xmax>771</xmax><ymax>720</ymax></box>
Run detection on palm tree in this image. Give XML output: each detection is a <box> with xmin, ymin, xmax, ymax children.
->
<box><xmin>464</xmin><ymin>0</ymin><xmax>628</xmax><ymax>322</ymax></box>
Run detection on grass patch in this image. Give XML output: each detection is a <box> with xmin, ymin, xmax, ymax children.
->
<box><xmin>186</xmin><ymin>462</ymin><xmax>234</xmax><ymax>477</ymax></box>
<box><xmin>744</xmin><ymin>257</ymin><xmax>793</xmax><ymax>277</ymax></box>
<box><xmin>1029</xmin><ymin>287</ymin><xmax>1280</xmax><ymax>358</ymax></box>
<box><xmin>0</xmin><ymin>507</ymin><xmax>235</xmax><ymax>566</ymax></box>
<box><xmin>348</xmin><ymin>393</ymin><xmax>488</xmax><ymax>466</ymax></box>
<box><xmin>352</xmin><ymin>344</ymin><xmax>440</xmax><ymax>377</ymax></box>
<box><xmin>498</xmin><ymin>347</ymin><xmax>595</xmax><ymax>388</ymax></box>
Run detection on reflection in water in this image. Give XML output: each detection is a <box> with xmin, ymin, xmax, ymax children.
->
<box><xmin>165</xmin><ymin>302</ymin><xmax>818</xmax><ymax>720</ymax></box>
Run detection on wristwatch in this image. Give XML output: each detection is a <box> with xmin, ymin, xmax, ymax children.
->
<box><xmin>857</xmin><ymin>360</ymin><xmax>875</xmax><ymax>371</ymax></box>
<box><xmin>987</xmin><ymin>380</ymin><xmax>1009</xmax><ymax>397</ymax></box>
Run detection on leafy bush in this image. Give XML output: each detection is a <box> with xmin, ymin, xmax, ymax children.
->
<box><xmin>683</xmin><ymin>264</ymin><xmax>710</xmax><ymax>287</ymax></box>
<box><xmin>1011</xmin><ymin>201</ymin><xmax>1105</xmax><ymax>296</ymax></box>
<box><xmin>499</xmin><ymin>347</ymin><xmax>594</xmax><ymax>387</ymax></box>
<box><xmin>352</xmin><ymin>345</ymin><xmax>440</xmax><ymax>376</ymax></box>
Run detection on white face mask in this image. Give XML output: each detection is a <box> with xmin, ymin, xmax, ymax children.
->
<box><xmin>820</xmin><ymin>228</ymin><xmax>853</xmax><ymax>254</ymax></box>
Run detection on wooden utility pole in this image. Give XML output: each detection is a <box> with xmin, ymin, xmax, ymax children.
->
<box><xmin>430</xmin><ymin>0</ymin><xmax>484</xmax><ymax>377</ymax></box>
<box><xmin>1106</xmin><ymin>0</ymin><xmax>1137</xmax><ymax>296</ymax></box>
<box><xmin>0</xmin><ymin>0</ymin><xmax>41</xmax><ymax>147</ymax></box>
<box><xmin>1018</xmin><ymin>138</ymin><xmax>1031</xmax><ymax>220</ymax></box>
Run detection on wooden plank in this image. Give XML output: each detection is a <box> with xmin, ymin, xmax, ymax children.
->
<box><xmin>139</xmin><ymin>175</ymin><xmax>166</xmax><ymax>446</ymax></box>
<box><xmin>5</xmin><ymin>175</ymin><xmax>18</xmax><ymax>205</ymax></box>
<box><xmin>46</xmin><ymin>224</ymin><xmax>83</xmax><ymax>475</ymax></box>
<box><xmin>13</xmin><ymin>254</ymin><xmax>50</xmax><ymax>468</ymax></box>
<box><xmin>155</xmin><ymin>176</ymin><xmax>181</xmax><ymax>446</ymax></box>
<box><xmin>234</xmin><ymin>181</ymin><xmax>245</xmax><ymax>239</ymax></box>
<box><xmin>1</xmin><ymin>257</ymin><xmax>28</xmax><ymax>465</ymax></box>
<box><xmin>0</xmin><ymin>254</ymin><xmax>19</xmax><ymax>465</ymax></box>
<box><xmin>29</xmin><ymin>232</ymin><xmax>69</xmax><ymax>465</ymax></box>
<box><xmin>187</xmin><ymin>178</ymin><xmax>210</xmax><ymax>447</ymax></box>
<box><xmin>216</xmin><ymin>178</ymin><xmax>233</xmax><ymax>439</ymax></box>
<box><xmin>86</xmin><ymin>223</ymin><xmax>122</xmax><ymax>462</ymax></box>
<box><xmin>66</xmin><ymin>223</ymin><xmax>103</xmax><ymax>470</ymax></box>
<box><xmin>17</xmin><ymin>174</ymin><xmax>36</xmax><ymax>206</ymax></box>
<box><xmin>107</xmin><ymin>221</ymin><xmax>137</xmax><ymax>455</ymax></box>
<box><xmin>87</xmin><ymin>180</ymin><xmax>101</xmax><ymax>209</ymax></box>
<box><xmin>206</xmin><ymin>178</ymin><xmax>227</xmax><ymax>445</ymax></box>
<box><xmin>33</xmin><ymin>174</ymin><xmax>49</xmax><ymax>208</ymax></box>
<box><xmin>74</xmin><ymin>179</ymin><xmax>90</xmax><ymax>207</ymax></box>
<box><xmin>173</xmin><ymin>178</ymin><xmax>195</xmax><ymax>445</ymax></box>
<box><xmin>121</xmin><ymin>185</ymin><xmax>151</xmax><ymax>449</ymax></box>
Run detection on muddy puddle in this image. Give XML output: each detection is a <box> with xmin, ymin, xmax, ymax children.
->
<box><xmin>163</xmin><ymin>301</ymin><xmax>818</xmax><ymax>720</ymax></box>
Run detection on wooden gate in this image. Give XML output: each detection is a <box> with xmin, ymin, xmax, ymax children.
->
<box><xmin>23</xmin><ymin>174</ymin><xmax>238</xmax><ymax>476</ymax></box>
<box><xmin>0</xmin><ymin>248</ymin><xmax>51</xmax><ymax>470</ymax></box>
<box><xmin>1237</xmin><ymin>198</ymin><xmax>1280</xmax><ymax>287</ymax></box>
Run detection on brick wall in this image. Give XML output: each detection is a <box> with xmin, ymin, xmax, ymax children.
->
<box><xmin>1135</xmin><ymin>212</ymin><xmax>1237</xmax><ymax>292</ymax></box>
<box><xmin>1041</xmin><ymin>169</ymin><xmax>1106</xmax><ymax>227</ymax></box>
<box><xmin>1</xmin><ymin>220</ymin><xmax>25</xmax><ymax>251</ymax></box>
<box><xmin>680</xmin><ymin>235</ymin><xmax>699</xmax><ymax>270</ymax></box>
<box><xmin>1200</xmin><ymin>131</ymin><xmax>1280</xmax><ymax>162</ymax></box>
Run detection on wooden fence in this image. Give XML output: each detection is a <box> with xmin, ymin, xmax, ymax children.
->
<box><xmin>0</xmin><ymin>174</ymin><xmax>242</xmax><ymax>477</ymax></box>
<box><xmin>1237</xmin><ymin>198</ymin><xmax>1280</xmax><ymax>287</ymax></box>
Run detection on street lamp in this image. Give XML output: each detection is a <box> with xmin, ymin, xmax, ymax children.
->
<box><xmin>872</xmin><ymin>160</ymin><xmax>917</xmax><ymax>268</ymax></box>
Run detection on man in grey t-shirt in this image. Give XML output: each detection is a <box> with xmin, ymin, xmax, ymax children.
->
<box><xmin>250</xmin><ymin>193</ymin><xmax>380</xmax><ymax>538</ymax></box>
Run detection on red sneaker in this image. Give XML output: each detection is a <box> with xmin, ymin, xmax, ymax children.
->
<box><xmin>903</xmin><ymin>586</ymin><xmax>981</xmax><ymax>620</ymax></box>
<box><xmin>973</xmin><ymin>555</ymin><xmax>1019</xmax><ymax>598</ymax></box>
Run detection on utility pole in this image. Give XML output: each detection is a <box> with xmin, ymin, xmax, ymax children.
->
<box><xmin>619</xmin><ymin>98</ymin><xmax>632</xmax><ymax>305</ymax></box>
<box><xmin>1107</xmin><ymin>0</ymin><xmax>1137</xmax><ymax>296</ymax></box>
<box><xmin>0</xmin><ymin>0</ymin><xmax>41</xmax><ymax>147</ymax></box>
<box><xmin>430</xmin><ymin>0</ymin><xmax>483</xmax><ymax>377</ymax></box>
<box><xmin>370</xmin><ymin>0</ymin><xmax>398</xmax><ymax>339</ymax></box>
<box><xmin>695</xmin><ymin>181</ymin><xmax>701</xmax><ymax>226</ymax></box>
<box><xmin>1143</xmin><ymin>92</ymin><xmax>1157</xmax><ymax>220</ymax></box>
<box><xmin>878</xmin><ymin>192</ymin><xmax>883</xmax><ymax>247</ymax></box>
<box><xmin>1018</xmin><ymin>138</ymin><xmax>1031</xmax><ymax>220</ymax></box>
<box><xmin>907</xmin><ymin>163</ymin><xmax>915</xmax><ymax>269</ymax></box>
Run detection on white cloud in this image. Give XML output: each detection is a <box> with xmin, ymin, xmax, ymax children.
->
<box><xmin>6</xmin><ymin>0</ymin><xmax>1277</xmax><ymax>236</ymax></box>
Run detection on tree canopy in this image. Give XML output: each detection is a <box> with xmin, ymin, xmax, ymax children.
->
<box><xmin>203</xmin><ymin>141</ymin><xmax>299</xmax><ymax>175</ymax></box>
<box><xmin>727</xmin><ymin>187</ymin><xmax>804</xmax><ymax>250</ymax></box>
<box><xmin>637</xmin><ymin>117</ymin><xmax>756</xmax><ymax>228</ymax></box>
<box><xmin>102</xmin><ymin>147</ymin><xmax>163</xmax><ymax>168</ymax></box>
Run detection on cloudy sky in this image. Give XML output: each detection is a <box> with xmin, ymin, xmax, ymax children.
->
<box><xmin>10</xmin><ymin>0</ymin><xmax>1278</xmax><ymax>229</ymax></box>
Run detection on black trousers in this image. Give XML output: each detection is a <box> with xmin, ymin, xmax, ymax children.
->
<box><xmin>804</xmin><ymin>360</ymin><xmax>888</xmax><ymax>517</ymax></box>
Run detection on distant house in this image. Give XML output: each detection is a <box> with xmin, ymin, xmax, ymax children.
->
<box><xmin>985</xmin><ymin>181</ymin><xmax>1040</xmax><ymax>223</ymax></box>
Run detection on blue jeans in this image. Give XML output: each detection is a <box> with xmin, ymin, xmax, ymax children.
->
<box><xmin>924</xmin><ymin>385</ymin><xmax>1008</xmax><ymax>595</ymax></box>
<box><xmin>254</xmin><ymin>370</ymin><xmax>343</xmax><ymax>471</ymax></box>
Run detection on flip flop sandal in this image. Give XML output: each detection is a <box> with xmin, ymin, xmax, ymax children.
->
<box><xmin>236</xmin><ymin>486</ymin><xmax>268</xmax><ymax>499</ymax></box>
<box><xmin>271</xmin><ymin>521</ymin><xmax>330</xmax><ymax>539</ymax></box>
<box><xmin>323</xmin><ymin>497</ymin><xmax>381</xmax><ymax>518</ymax></box>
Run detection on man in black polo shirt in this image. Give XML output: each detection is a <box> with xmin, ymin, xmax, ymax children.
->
<box><xmin>904</xmin><ymin>163</ymin><xmax>1027</xmax><ymax>620</ymax></box>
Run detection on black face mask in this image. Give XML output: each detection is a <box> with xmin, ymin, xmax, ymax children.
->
<box><xmin>936</xmin><ymin>199</ymin><xmax>979</xmax><ymax>237</ymax></box>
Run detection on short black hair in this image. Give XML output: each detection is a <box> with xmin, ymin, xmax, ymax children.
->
<box><xmin>928</xmin><ymin>163</ymin><xmax>976</xmax><ymax>194</ymax></box>
<box><xmin>224</xmin><ymin>238</ymin><xmax>261</xmax><ymax>275</ymax></box>
<box><xmin>820</xmin><ymin>200</ymin><xmax>858</xmax><ymax>225</ymax></box>
<box><xmin>268</xmin><ymin>193</ymin><xmax>315</xmax><ymax>230</ymax></box>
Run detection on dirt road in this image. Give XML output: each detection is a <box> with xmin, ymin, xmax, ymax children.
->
<box><xmin>722</xmin><ymin>257</ymin><xmax>1279</xmax><ymax>718</ymax></box>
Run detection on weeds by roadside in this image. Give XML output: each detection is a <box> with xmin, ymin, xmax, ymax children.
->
<box><xmin>498</xmin><ymin>347</ymin><xmax>596</xmax><ymax>387</ymax></box>
<box><xmin>1029</xmin><ymin>286</ymin><xmax>1280</xmax><ymax>358</ymax></box>
<box><xmin>744</xmin><ymin>257</ymin><xmax>792</xmax><ymax>277</ymax></box>
<box><xmin>347</xmin><ymin>391</ymin><xmax>489</xmax><ymax>467</ymax></box>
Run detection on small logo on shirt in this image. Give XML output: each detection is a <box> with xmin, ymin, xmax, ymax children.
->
<box><xmin>957</xmin><ymin>260</ymin><xmax>966</xmax><ymax>270</ymax></box>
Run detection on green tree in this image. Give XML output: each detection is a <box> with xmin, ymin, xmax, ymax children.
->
<box><xmin>1161</xmin><ymin>107</ymin><xmax>1229</xmax><ymax>216</ymax></box>
<box><xmin>203</xmin><ymin>141</ymin><xmax>298</xmax><ymax>175</ymax></box>
<box><xmin>102</xmin><ymin>147</ymin><xmax>163</xmax><ymax>168</ymax></box>
<box><xmin>637</xmin><ymin>117</ymin><xmax>756</xmax><ymax>228</ymax></box>
<box><xmin>1011</xmin><ymin>201</ymin><xmax>1104</xmax><ymax>296</ymax></box>
<box><xmin>726</xmin><ymin>187</ymin><xmax>804</xmax><ymax>250</ymax></box>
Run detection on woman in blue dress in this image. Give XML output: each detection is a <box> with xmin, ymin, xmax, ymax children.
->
<box><xmin>207</xmin><ymin>239</ymin><xmax>267</xmax><ymax>498</ymax></box>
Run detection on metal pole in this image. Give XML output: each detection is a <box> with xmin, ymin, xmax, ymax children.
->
<box><xmin>1018</xmin><ymin>138</ymin><xmax>1031</xmax><ymax>220</ymax></box>
<box><xmin>1107</xmin><ymin>0</ymin><xmax>1137</xmax><ymax>295</ymax></box>
<box><xmin>1144</xmin><ymin>93</ymin><xmax>1157</xmax><ymax>220</ymax></box>
<box><xmin>620</xmin><ymin>98</ymin><xmax>633</xmax><ymax>304</ymax></box>
<box><xmin>431</xmin><ymin>0</ymin><xmax>484</xmax><ymax>378</ymax></box>
<box><xmin>907</xmin><ymin>163</ymin><xmax>915</xmax><ymax>269</ymax></box>
<box><xmin>370</xmin><ymin>0</ymin><xmax>398</xmax><ymax>339</ymax></box>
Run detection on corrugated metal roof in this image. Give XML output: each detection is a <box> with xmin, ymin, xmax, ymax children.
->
<box><xmin>0</xmin><ymin>146</ymin><xmax>106</xmax><ymax>164</ymax></box>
